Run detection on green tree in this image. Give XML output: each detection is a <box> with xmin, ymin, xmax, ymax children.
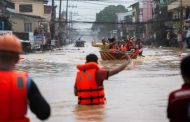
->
<box><xmin>91</xmin><ymin>5</ymin><xmax>127</xmax><ymax>38</ymax></box>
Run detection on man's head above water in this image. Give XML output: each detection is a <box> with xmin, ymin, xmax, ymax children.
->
<box><xmin>86</xmin><ymin>54</ymin><xmax>98</xmax><ymax>63</ymax></box>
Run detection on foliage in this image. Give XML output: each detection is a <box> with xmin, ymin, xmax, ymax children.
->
<box><xmin>91</xmin><ymin>5</ymin><xmax>127</xmax><ymax>38</ymax></box>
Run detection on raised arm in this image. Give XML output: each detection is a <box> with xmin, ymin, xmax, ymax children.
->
<box><xmin>108</xmin><ymin>55</ymin><xmax>131</xmax><ymax>77</ymax></box>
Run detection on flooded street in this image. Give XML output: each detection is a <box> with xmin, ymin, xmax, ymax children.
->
<box><xmin>17</xmin><ymin>38</ymin><xmax>189</xmax><ymax>122</ymax></box>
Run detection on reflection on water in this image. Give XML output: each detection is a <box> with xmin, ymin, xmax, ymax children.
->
<box><xmin>74</xmin><ymin>105</ymin><xmax>106</xmax><ymax>122</ymax></box>
<box><xmin>16</xmin><ymin>61</ymin><xmax>75</xmax><ymax>78</ymax></box>
<box><xmin>17</xmin><ymin>43</ymin><xmax>190</xmax><ymax>122</ymax></box>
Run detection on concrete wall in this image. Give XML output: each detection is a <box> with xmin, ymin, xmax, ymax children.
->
<box><xmin>11</xmin><ymin>16</ymin><xmax>39</xmax><ymax>33</ymax></box>
<box><xmin>11</xmin><ymin>0</ymin><xmax>45</xmax><ymax>17</ymax></box>
<box><xmin>10</xmin><ymin>0</ymin><xmax>51</xmax><ymax>32</ymax></box>
<box><xmin>168</xmin><ymin>0</ymin><xmax>190</xmax><ymax>11</ymax></box>
<box><xmin>142</xmin><ymin>0</ymin><xmax>153</xmax><ymax>22</ymax></box>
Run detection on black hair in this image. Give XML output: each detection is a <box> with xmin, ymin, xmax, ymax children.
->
<box><xmin>180</xmin><ymin>55</ymin><xmax>190</xmax><ymax>81</ymax></box>
<box><xmin>86</xmin><ymin>54</ymin><xmax>98</xmax><ymax>63</ymax></box>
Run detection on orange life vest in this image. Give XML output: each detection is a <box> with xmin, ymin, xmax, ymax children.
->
<box><xmin>75</xmin><ymin>62</ymin><xmax>105</xmax><ymax>105</ymax></box>
<box><xmin>120</xmin><ymin>44</ymin><xmax>128</xmax><ymax>51</ymax></box>
<box><xmin>0</xmin><ymin>71</ymin><xmax>29</xmax><ymax>122</ymax></box>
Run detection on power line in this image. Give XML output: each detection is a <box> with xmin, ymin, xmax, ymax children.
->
<box><xmin>55</xmin><ymin>18</ymin><xmax>182</xmax><ymax>25</ymax></box>
<box><xmin>53</xmin><ymin>0</ymin><xmax>134</xmax><ymax>6</ymax></box>
<box><xmin>74</xmin><ymin>7</ymin><xmax>102</xmax><ymax>10</ymax></box>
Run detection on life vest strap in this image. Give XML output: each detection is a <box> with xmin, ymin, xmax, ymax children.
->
<box><xmin>79</xmin><ymin>95</ymin><xmax>104</xmax><ymax>100</ymax></box>
<box><xmin>78</xmin><ymin>87</ymin><xmax>104</xmax><ymax>92</ymax></box>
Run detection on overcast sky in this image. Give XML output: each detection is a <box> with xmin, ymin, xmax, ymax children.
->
<box><xmin>49</xmin><ymin>0</ymin><xmax>138</xmax><ymax>30</ymax></box>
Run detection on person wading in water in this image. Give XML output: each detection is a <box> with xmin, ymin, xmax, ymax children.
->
<box><xmin>0</xmin><ymin>34</ymin><xmax>51</xmax><ymax>122</ymax></box>
<box><xmin>74</xmin><ymin>53</ymin><xmax>131</xmax><ymax>105</ymax></box>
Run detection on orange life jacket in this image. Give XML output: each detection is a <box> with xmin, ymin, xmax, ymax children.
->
<box><xmin>0</xmin><ymin>71</ymin><xmax>29</xmax><ymax>122</ymax></box>
<box><xmin>120</xmin><ymin>44</ymin><xmax>128</xmax><ymax>51</ymax></box>
<box><xmin>75</xmin><ymin>62</ymin><xmax>105</xmax><ymax>105</ymax></box>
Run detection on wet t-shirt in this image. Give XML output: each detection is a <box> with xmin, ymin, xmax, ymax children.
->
<box><xmin>167</xmin><ymin>83</ymin><xmax>190</xmax><ymax>122</ymax></box>
<box><xmin>95</xmin><ymin>68</ymin><xmax>109</xmax><ymax>85</ymax></box>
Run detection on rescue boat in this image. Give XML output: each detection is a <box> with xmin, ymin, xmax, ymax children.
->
<box><xmin>99</xmin><ymin>49</ymin><xmax>139</xmax><ymax>60</ymax></box>
<box><xmin>75</xmin><ymin>40</ymin><xmax>85</xmax><ymax>47</ymax></box>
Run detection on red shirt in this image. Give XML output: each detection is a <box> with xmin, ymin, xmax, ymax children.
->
<box><xmin>95</xmin><ymin>68</ymin><xmax>109</xmax><ymax>85</ymax></box>
<box><xmin>167</xmin><ymin>83</ymin><xmax>190</xmax><ymax>122</ymax></box>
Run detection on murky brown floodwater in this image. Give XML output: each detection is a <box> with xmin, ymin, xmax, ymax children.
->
<box><xmin>17</xmin><ymin>38</ymin><xmax>190</xmax><ymax>122</ymax></box>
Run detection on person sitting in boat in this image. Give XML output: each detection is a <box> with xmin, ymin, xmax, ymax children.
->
<box><xmin>109</xmin><ymin>41</ymin><xmax>119</xmax><ymax>51</ymax></box>
<box><xmin>108</xmin><ymin>37</ymin><xmax>117</xmax><ymax>44</ymax></box>
<box><xmin>120</xmin><ymin>41</ymin><xmax>129</xmax><ymax>51</ymax></box>
<box><xmin>136</xmin><ymin>38</ymin><xmax>144</xmax><ymax>56</ymax></box>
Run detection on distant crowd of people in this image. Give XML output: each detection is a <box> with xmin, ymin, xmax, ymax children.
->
<box><xmin>99</xmin><ymin>37</ymin><xmax>143</xmax><ymax>57</ymax></box>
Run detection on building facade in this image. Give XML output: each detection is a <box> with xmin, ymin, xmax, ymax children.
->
<box><xmin>167</xmin><ymin>0</ymin><xmax>190</xmax><ymax>31</ymax></box>
<box><xmin>129</xmin><ymin>2</ymin><xmax>144</xmax><ymax>38</ymax></box>
<box><xmin>9</xmin><ymin>0</ymin><xmax>51</xmax><ymax>33</ymax></box>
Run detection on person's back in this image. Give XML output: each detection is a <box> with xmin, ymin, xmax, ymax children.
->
<box><xmin>75</xmin><ymin>62</ymin><xmax>105</xmax><ymax>105</ymax></box>
<box><xmin>0</xmin><ymin>71</ymin><xmax>29</xmax><ymax>122</ymax></box>
<box><xmin>0</xmin><ymin>34</ymin><xmax>50</xmax><ymax>121</ymax></box>
<box><xmin>74</xmin><ymin>54</ymin><xmax>131</xmax><ymax>105</ymax></box>
<box><xmin>167</xmin><ymin>55</ymin><xmax>190</xmax><ymax>122</ymax></box>
<box><xmin>168</xmin><ymin>92</ymin><xmax>190</xmax><ymax>122</ymax></box>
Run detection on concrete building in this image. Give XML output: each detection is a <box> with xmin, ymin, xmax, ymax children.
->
<box><xmin>167</xmin><ymin>0</ymin><xmax>190</xmax><ymax>31</ymax></box>
<box><xmin>142</xmin><ymin>0</ymin><xmax>153</xmax><ymax>37</ymax></box>
<box><xmin>116</xmin><ymin>12</ymin><xmax>132</xmax><ymax>39</ymax></box>
<box><xmin>142</xmin><ymin>0</ymin><xmax>153</xmax><ymax>22</ymax></box>
<box><xmin>9</xmin><ymin>0</ymin><xmax>52</xmax><ymax>33</ymax></box>
<box><xmin>129</xmin><ymin>2</ymin><xmax>144</xmax><ymax>38</ymax></box>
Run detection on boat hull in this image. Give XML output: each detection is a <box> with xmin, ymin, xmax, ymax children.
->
<box><xmin>99</xmin><ymin>50</ymin><xmax>138</xmax><ymax>60</ymax></box>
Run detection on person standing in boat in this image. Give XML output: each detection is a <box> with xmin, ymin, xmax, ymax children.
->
<box><xmin>167</xmin><ymin>55</ymin><xmax>190</xmax><ymax>122</ymax></box>
<box><xmin>127</xmin><ymin>37</ymin><xmax>135</xmax><ymax>51</ymax></box>
<box><xmin>74</xmin><ymin>54</ymin><xmax>131</xmax><ymax>105</ymax></box>
<box><xmin>0</xmin><ymin>34</ymin><xmax>51</xmax><ymax>122</ymax></box>
<box><xmin>100</xmin><ymin>38</ymin><xmax>109</xmax><ymax>50</ymax></box>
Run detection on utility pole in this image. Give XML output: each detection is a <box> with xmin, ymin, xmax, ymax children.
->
<box><xmin>68</xmin><ymin>11</ymin><xmax>73</xmax><ymax>42</ymax></box>
<box><xmin>59</xmin><ymin>0</ymin><xmax>62</xmax><ymax>20</ymax></box>
<box><xmin>50</xmin><ymin>0</ymin><xmax>55</xmax><ymax>40</ymax></box>
<box><xmin>180</xmin><ymin>0</ymin><xmax>183</xmax><ymax>33</ymax></box>
<box><xmin>65</xmin><ymin>0</ymin><xmax>69</xmax><ymax>44</ymax></box>
<box><xmin>66</xmin><ymin>0</ymin><xmax>69</xmax><ymax>23</ymax></box>
<box><xmin>178</xmin><ymin>0</ymin><xmax>184</xmax><ymax>50</ymax></box>
<box><xmin>58</xmin><ymin>0</ymin><xmax>63</xmax><ymax>46</ymax></box>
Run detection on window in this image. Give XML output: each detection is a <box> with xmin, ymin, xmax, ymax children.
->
<box><xmin>19</xmin><ymin>4</ymin><xmax>32</xmax><ymax>12</ymax></box>
<box><xmin>44</xmin><ymin>5</ymin><xmax>52</xmax><ymax>14</ymax></box>
<box><xmin>24</xmin><ymin>23</ymin><xmax>32</xmax><ymax>32</ymax></box>
<box><xmin>6</xmin><ymin>1</ymin><xmax>15</xmax><ymax>9</ymax></box>
<box><xmin>132</xmin><ymin>12</ymin><xmax>135</xmax><ymax>16</ymax></box>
